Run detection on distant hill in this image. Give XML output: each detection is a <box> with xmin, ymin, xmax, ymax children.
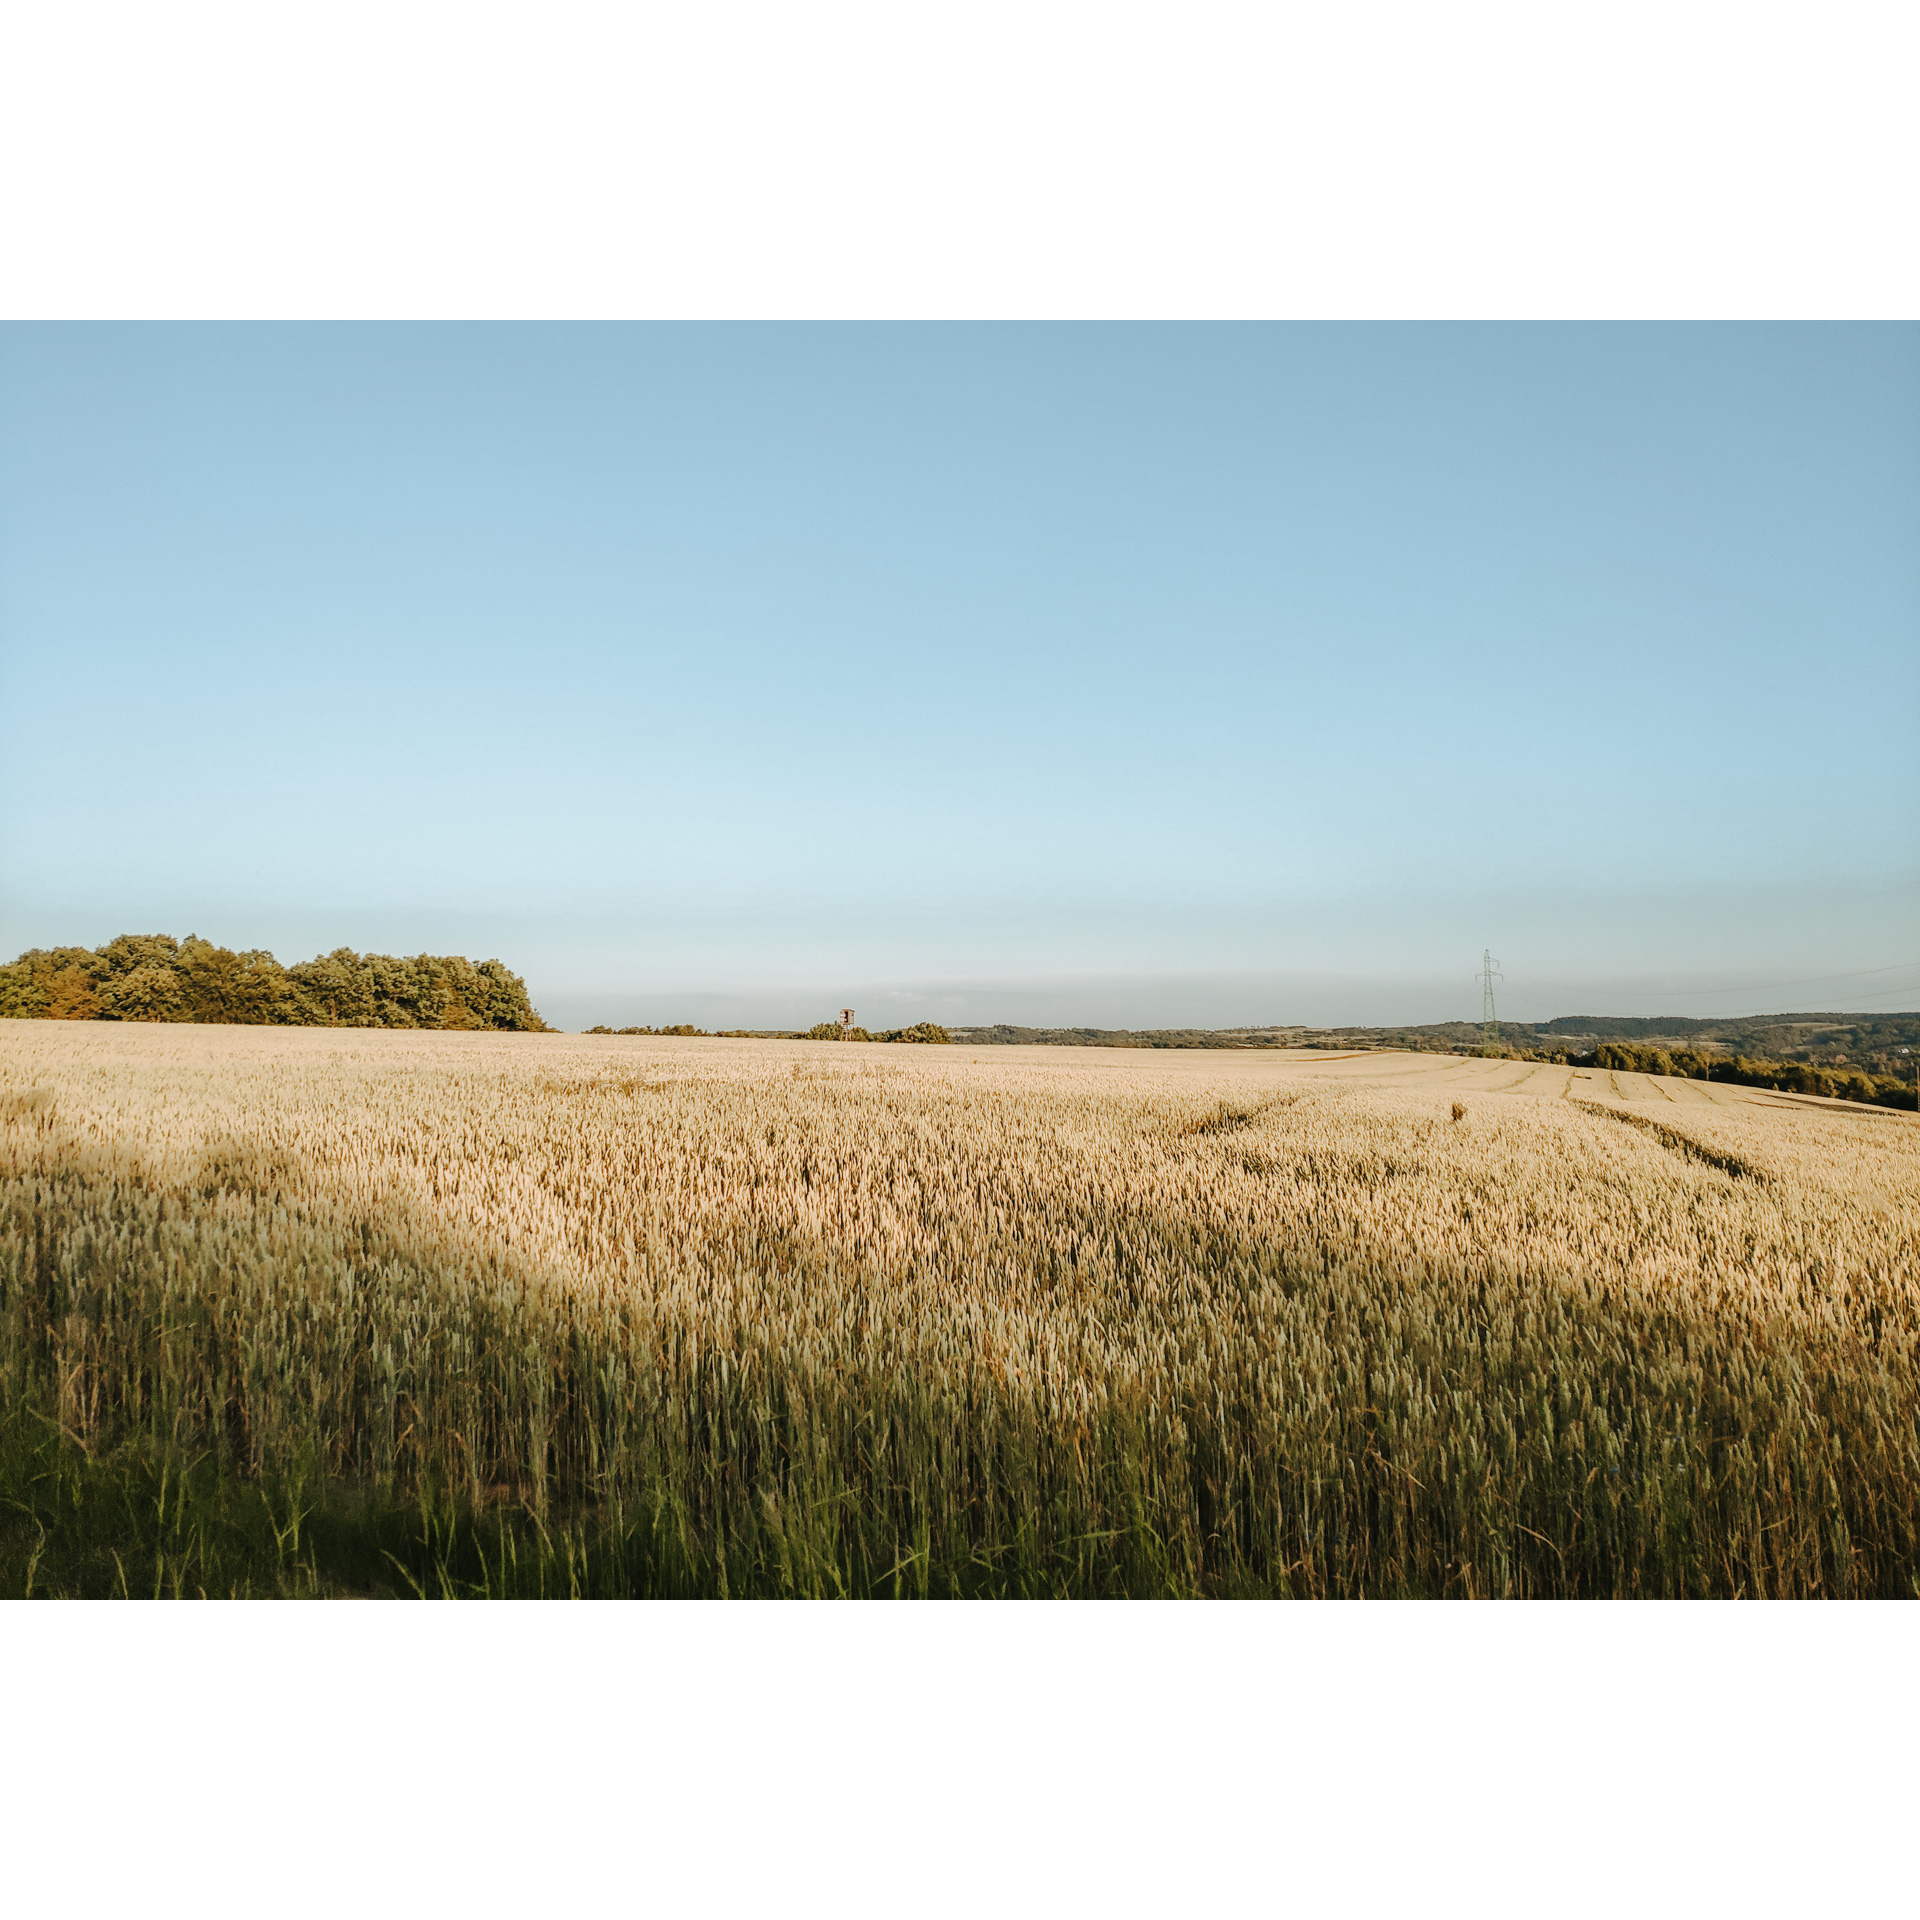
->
<box><xmin>950</xmin><ymin>1011</ymin><xmax>1917</xmax><ymax>1063</ymax></box>
<box><xmin>944</xmin><ymin>1012</ymin><xmax>1920</xmax><ymax>1108</ymax></box>
<box><xmin>1</xmin><ymin>934</ymin><xmax>549</xmax><ymax>1031</ymax></box>
<box><xmin>1294</xmin><ymin>1012</ymin><xmax>1920</xmax><ymax>1076</ymax></box>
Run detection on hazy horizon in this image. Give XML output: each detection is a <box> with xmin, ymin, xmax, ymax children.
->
<box><xmin>535</xmin><ymin>967</ymin><xmax>1920</xmax><ymax>1037</ymax></box>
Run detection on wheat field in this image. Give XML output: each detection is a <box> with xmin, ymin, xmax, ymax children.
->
<box><xmin>3</xmin><ymin>1021</ymin><xmax>1916</xmax><ymax>1596</ymax></box>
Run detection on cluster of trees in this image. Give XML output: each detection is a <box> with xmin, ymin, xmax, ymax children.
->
<box><xmin>800</xmin><ymin>1021</ymin><xmax>952</xmax><ymax>1044</ymax></box>
<box><xmin>1</xmin><ymin>935</ymin><xmax>548</xmax><ymax>1031</ymax></box>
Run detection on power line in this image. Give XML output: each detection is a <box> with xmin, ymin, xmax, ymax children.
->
<box><xmin>1807</xmin><ymin>876</ymin><xmax>1920</xmax><ymax>905</ymax></box>
<box><xmin>1552</xmin><ymin>959</ymin><xmax>1920</xmax><ymax>1003</ymax></box>
<box><xmin>1496</xmin><ymin>984</ymin><xmax>1919</xmax><ymax>1020</ymax></box>
<box><xmin>1810</xmin><ymin>986</ymin><xmax>1920</xmax><ymax>1009</ymax></box>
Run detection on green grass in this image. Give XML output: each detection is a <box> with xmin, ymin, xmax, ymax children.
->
<box><xmin>0</xmin><ymin>1403</ymin><xmax>1245</xmax><ymax>1599</ymax></box>
<box><xmin>3</xmin><ymin>1409</ymin><xmax>376</xmax><ymax>1599</ymax></box>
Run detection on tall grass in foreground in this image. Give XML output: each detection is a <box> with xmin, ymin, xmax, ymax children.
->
<box><xmin>2</xmin><ymin>1026</ymin><xmax>1917</xmax><ymax>1597</ymax></box>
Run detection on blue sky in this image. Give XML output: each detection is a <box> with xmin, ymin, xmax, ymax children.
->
<box><xmin>2</xmin><ymin>323</ymin><xmax>1915</xmax><ymax>1031</ymax></box>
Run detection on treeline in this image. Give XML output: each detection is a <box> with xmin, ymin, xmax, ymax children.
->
<box><xmin>951</xmin><ymin>1025</ymin><xmax>1292</xmax><ymax>1049</ymax></box>
<box><xmin>803</xmin><ymin>1021</ymin><xmax>952</xmax><ymax>1044</ymax></box>
<box><xmin>1</xmin><ymin>935</ymin><xmax>548</xmax><ymax>1031</ymax></box>
<box><xmin>585</xmin><ymin>1025</ymin><xmax>761</xmax><ymax>1039</ymax></box>
<box><xmin>1572</xmin><ymin>1040</ymin><xmax>1916</xmax><ymax>1111</ymax></box>
<box><xmin>586</xmin><ymin>1022</ymin><xmax>954</xmax><ymax>1044</ymax></box>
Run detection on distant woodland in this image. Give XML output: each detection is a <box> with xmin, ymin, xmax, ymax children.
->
<box><xmin>1</xmin><ymin>935</ymin><xmax>548</xmax><ymax>1031</ymax></box>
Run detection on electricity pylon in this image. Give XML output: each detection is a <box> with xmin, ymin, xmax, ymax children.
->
<box><xmin>1475</xmin><ymin>950</ymin><xmax>1504</xmax><ymax>1056</ymax></box>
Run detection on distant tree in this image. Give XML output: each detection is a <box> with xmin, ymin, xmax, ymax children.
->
<box><xmin>175</xmin><ymin>937</ymin><xmax>288</xmax><ymax>1024</ymax></box>
<box><xmin>103</xmin><ymin>963</ymin><xmax>186</xmax><ymax>1022</ymax></box>
<box><xmin>45</xmin><ymin>965</ymin><xmax>101</xmax><ymax>1020</ymax></box>
<box><xmin>0</xmin><ymin>947</ymin><xmax>104</xmax><ymax>1019</ymax></box>
<box><xmin>287</xmin><ymin>949</ymin><xmax>376</xmax><ymax>1026</ymax></box>
<box><xmin>96</xmin><ymin>934</ymin><xmax>184</xmax><ymax>975</ymax></box>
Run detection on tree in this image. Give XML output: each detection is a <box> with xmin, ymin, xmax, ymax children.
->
<box><xmin>45</xmin><ymin>965</ymin><xmax>100</xmax><ymax>1020</ymax></box>
<box><xmin>103</xmin><ymin>963</ymin><xmax>185</xmax><ymax>1022</ymax></box>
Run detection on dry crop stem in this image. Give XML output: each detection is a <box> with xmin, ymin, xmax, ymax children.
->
<box><xmin>3</xmin><ymin>1023</ymin><xmax>1916</xmax><ymax>1596</ymax></box>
